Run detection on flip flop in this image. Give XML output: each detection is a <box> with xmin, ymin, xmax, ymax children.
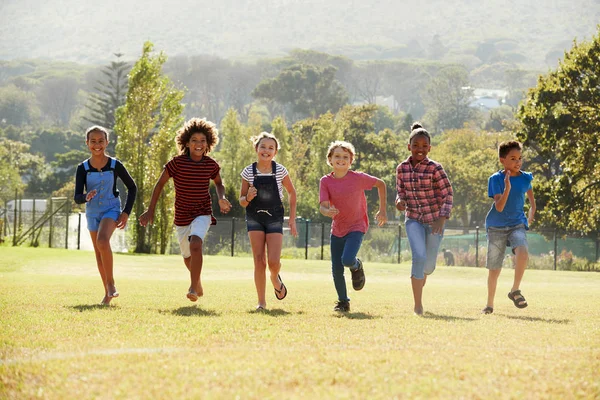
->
<box><xmin>274</xmin><ymin>274</ymin><xmax>287</xmax><ymax>300</ymax></box>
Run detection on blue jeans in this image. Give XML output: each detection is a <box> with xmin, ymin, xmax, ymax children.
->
<box><xmin>330</xmin><ymin>231</ymin><xmax>364</xmax><ymax>301</ymax></box>
<box><xmin>405</xmin><ymin>219</ymin><xmax>444</xmax><ymax>279</ymax></box>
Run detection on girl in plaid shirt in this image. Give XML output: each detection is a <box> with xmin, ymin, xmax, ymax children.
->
<box><xmin>395</xmin><ymin>123</ymin><xmax>453</xmax><ymax>316</ymax></box>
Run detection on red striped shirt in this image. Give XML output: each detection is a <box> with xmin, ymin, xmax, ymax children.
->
<box><xmin>165</xmin><ymin>155</ymin><xmax>220</xmax><ymax>226</ymax></box>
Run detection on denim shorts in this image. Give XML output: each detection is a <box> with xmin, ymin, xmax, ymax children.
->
<box><xmin>486</xmin><ymin>224</ymin><xmax>528</xmax><ymax>270</ymax></box>
<box><xmin>175</xmin><ymin>215</ymin><xmax>212</xmax><ymax>258</ymax></box>
<box><xmin>246</xmin><ymin>208</ymin><xmax>284</xmax><ymax>234</ymax></box>
<box><xmin>86</xmin><ymin>207</ymin><xmax>121</xmax><ymax>231</ymax></box>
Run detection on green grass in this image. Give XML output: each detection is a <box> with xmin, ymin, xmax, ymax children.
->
<box><xmin>1</xmin><ymin>247</ymin><xmax>599</xmax><ymax>399</ymax></box>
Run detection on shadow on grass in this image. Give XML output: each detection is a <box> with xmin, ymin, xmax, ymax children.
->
<box><xmin>70</xmin><ymin>304</ymin><xmax>117</xmax><ymax>312</ymax></box>
<box><xmin>160</xmin><ymin>306</ymin><xmax>221</xmax><ymax>317</ymax></box>
<box><xmin>500</xmin><ymin>314</ymin><xmax>570</xmax><ymax>324</ymax></box>
<box><xmin>422</xmin><ymin>312</ymin><xmax>477</xmax><ymax>321</ymax></box>
<box><xmin>247</xmin><ymin>308</ymin><xmax>292</xmax><ymax>316</ymax></box>
<box><xmin>335</xmin><ymin>312</ymin><xmax>380</xmax><ymax>320</ymax></box>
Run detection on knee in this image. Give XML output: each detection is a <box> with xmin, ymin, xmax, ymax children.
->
<box><xmin>253</xmin><ymin>252</ymin><xmax>266</xmax><ymax>266</ymax></box>
<box><xmin>267</xmin><ymin>257</ymin><xmax>280</xmax><ymax>270</ymax></box>
<box><xmin>95</xmin><ymin>236</ymin><xmax>111</xmax><ymax>252</ymax></box>
<box><xmin>189</xmin><ymin>238</ymin><xmax>203</xmax><ymax>254</ymax></box>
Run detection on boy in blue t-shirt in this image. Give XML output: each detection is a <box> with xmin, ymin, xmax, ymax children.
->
<box><xmin>482</xmin><ymin>141</ymin><xmax>536</xmax><ymax>314</ymax></box>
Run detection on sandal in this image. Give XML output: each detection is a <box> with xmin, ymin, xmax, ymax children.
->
<box><xmin>274</xmin><ymin>274</ymin><xmax>287</xmax><ymax>300</ymax></box>
<box><xmin>508</xmin><ymin>290</ymin><xmax>528</xmax><ymax>309</ymax></box>
<box><xmin>481</xmin><ymin>306</ymin><xmax>494</xmax><ymax>314</ymax></box>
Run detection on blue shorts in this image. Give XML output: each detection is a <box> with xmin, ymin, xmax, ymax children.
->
<box><xmin>86</xmin><ymin>207</ymin><xmax>121</xmax><ymax>231</ymax></box>
<box><xmin>246</xmin><ymin>208</ymin><xmax>284</xmax><ymax>234</ymax></box>
<box><xmin>486</xmin><ymin>224</ymin><xmax>528</xmax><ymax>270</ymax></box>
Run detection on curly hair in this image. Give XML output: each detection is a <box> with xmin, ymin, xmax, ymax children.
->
<box><xmin>251</xmin><ymin>132</ymin><xmax>280</xmax><ymax>150</ymax></box>
<box><xmin>326</xmin><ymin>140</ymin><xmax>356</xmax><ymax>166</ymax></box>
<box><xmin>175</xmin><ymin>118</ymin><xmax>219</xmax><ymax>155</ymax></box>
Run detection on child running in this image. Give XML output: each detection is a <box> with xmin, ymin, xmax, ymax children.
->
<box><xmin>139</xmin><ymin>118</ymin><xmax>232</xmax><ymax>302</ymax></box>
<box><xmin>395</xmin><ymin>122</ymin><xmax>453</xmax><ymax>316</ymax></box>
<box><xmin>239</xmin><ymin>132</ymin><xmax>297</xmax><ymax>310</ymax></box>
<box><xmin>482</xmin><ymin>140</ymin><xmax>536</xmax><ymax>314</ymax></box>
<box><xmin>74</xmin><ymin>125</ymin><xmax>137</xmax><ymax>305</ymax></box>
<box><xmin>319</xmin><ymin>140</ymin><xmax>387</xmax><ymax>312</ymax></box>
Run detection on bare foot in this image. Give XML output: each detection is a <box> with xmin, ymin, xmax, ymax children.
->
<box><xmin>196</xmin><ymin>282</ymin><xmax>204</xmax><ymax>297</ymax></box>
<box><xmin>414</xmin><ymin>306</ymin><xmax>424</xmax><ymax>316</ymax></box>
<box><xmin>100</xmin><ymin>295</ymin><xmax>112</xmax><ymax>306</ymax></box>
<box><xmin>107</xmin><ymin>284</ymin><xmax>119</xmax><ymax>298</ymax></box>
<box><xmin>187</xmin><ymin>288</ymin><xmax>198</xmax><ymax>302</ymax></box>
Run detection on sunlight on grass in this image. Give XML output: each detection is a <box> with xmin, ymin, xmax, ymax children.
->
<box><xmin>0</xmin><ymin>247</ymin><xmax>599</xmax><ymax>399</ymax></box>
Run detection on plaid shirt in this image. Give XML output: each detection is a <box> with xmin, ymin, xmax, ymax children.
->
<box><xmin>396</xmin><ymin>156</ymin><xmax>453</xmax><ymax>224</ymax></box>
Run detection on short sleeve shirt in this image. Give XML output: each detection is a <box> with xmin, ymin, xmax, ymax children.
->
<box><xmin>240</xmin><ymin>162</ymin><xmax>289</xmax><ymax>201</ymax></box>
<box><xmin>319</xmin><ymin>170</ymin><xmax>378</xmax><ymax>237</ymax></box>
<box><xmin>165</xmin><ymin>155</ymin><xmax>220</xmax><ymax>226</ymax></box>
<box><xmin>485</xmin><ymin>170</ymin><xmax>533</xmax><ymax>229</ymax></box>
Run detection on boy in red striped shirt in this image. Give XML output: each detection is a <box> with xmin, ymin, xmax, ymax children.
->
<box><xmin>140</xmin><ymin>118</ymin><xmax>232</xmax><ymax>301</ymax></box>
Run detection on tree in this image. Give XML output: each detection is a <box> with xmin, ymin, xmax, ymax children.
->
<box><xmin>83</xmin><ymin>53</ymin><xmax>129</xmax><ymax>152</ymax></box>
<box><xmin>114</xmin><ymin>42</ymin><xmax>185</xmax><ymax>253</ymax></box>
<box><xmin>0</xmin><ymin>84</ymin><xmax>39</xmax><ymax>126</ymax></box>
<box><xmin>36</xmin><ymin>76</ymin><xmax>81</xmax><ymax>126</ymax></box>
<box><xmin>423</xmin><ymin>66</ymin><xmax>475</xmax><ymax>133</ymax></box>
<box><xmin>252</xmin><ymin>64</ymin><xmax>349</xmax><ymax>122</ymax></box>
<box><xmin>517</xmin><ymin>29</ymin><xmax>600</xmax><ymax>233</ymax></box>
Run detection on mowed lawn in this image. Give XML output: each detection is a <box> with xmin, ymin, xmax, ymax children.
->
<box><xmin>0</xmin><ymin>247</ymin><xmax>599</xmax><ymax>399</ymax></box>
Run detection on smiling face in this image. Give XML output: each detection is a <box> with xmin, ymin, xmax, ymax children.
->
<box><xmin>500</xmin><ymin>148</ymin><xmax>522</xmax><ymax>175</ymax></box>
<box><xmin>328</xmin><ymin>147</ymin><xmax>353</xmax><ymax>173</ymax></box>
<box><xmin>186</xmin><ymin>132</ymin><xmax>208</xmax><ymax>159</ymax></box>
<box><xmin>407</xmin><ymin>134</ymin><xmax>431</xmax><ymax>164</ymax></box>
<box><xmin>86</xmin><ymin>130</ymin><xmax>108</xmax><ymax>156</ymax></box>
<box><xmin>255</xmin><ymin>138</ymin><xmax>278</xmax><ymax>162</ymax></box>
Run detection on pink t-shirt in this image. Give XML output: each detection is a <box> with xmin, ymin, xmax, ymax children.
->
<box><xmin>319</xmin><ymin>170</ymin><xmax>378</xmax><ymax>237</ymax></box>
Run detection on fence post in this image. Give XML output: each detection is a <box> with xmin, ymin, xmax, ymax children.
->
<box><xmin>320</xmin><ymin>222</ymin><xmax>325</xmax><ymax>260</ymax></box>
<box><xmin>77</xmin><ymin>213</ymin><xmax>81</xmax><ymax>250</ymax></box>
<box><xmin>475</xmin><ymin>226</ymin><xmax>480</xmax><ymax>268</ymax></box>
<box><xmin>553</xmin><ymin>228</ymin><xmax>558</xmax><ymax>271</ymax></box>
<box><xmin>397</xmin><ymin>224</ymin><xmax>402</xmax><ymax>264</ymax></box>
<box><xmin>304</xmin><ymin>219</ymin><xmax>309</xmax><ymax>260</ymax></box>
<box><xmin>48</xmin><ymin>198</ymin><xmax>53</xmax><ymax>248</ymax></box>
<box><xmin>64</xmin><ymin>200</ymin><xmax>69</xmax><ymax>249</ymax></box>
<box><xmin>12</xmin><ymin>190</ymin><xmax>18</xmax><ymax>246</ymax></box>
<box><xmin>32</xmin><ymin>198</ymin><xmax>36</xmax><ymax>245</ymax></box>
<box><xmin>17</xmin><ymin>194</ymin><xmax>22</xmax><ymax>244</ymax></box>
<box><xmin>596</xmin><ymin>231</ymin><xmax>599</xmax><ymax>262</ymax></box>
<box><xmin>231</xmin><ymin>218</ymin><xmax>235</xmax><ymax>257</ymax></box>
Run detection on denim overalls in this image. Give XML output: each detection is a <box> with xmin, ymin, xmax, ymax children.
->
<box><xmin>84</xmin><ymin>158</ymin><xmax>121</xmax><ymax>231</ymax></box>
<box><xmin>245</xmin><ymin>161</ymin><xmax>284</xmax><ymax>233</ymax></box>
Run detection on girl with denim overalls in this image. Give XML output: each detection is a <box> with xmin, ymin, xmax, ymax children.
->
<box><xmin>74</xmin><ymin>126</ymin><xmax>137</xmax><ymax>306</ymax></box>
<box><xmin>239</xmin><ymin>132</ymin><xmax>297</xmax><ymax>310</ymax></box>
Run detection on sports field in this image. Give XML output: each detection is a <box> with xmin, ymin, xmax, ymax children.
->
<box><xmin>1</xmin><ymin>247</ymin><xmax>599</xmax><ymax>399</ymax></box>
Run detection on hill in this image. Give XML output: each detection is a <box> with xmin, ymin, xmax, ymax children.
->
<box><xmin>1</xmin><ymin>0</ymin><xmax>598</xmax><ymax>67</ymax></box>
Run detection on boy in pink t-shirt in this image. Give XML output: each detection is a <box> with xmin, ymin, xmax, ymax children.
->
<box><xmin>319</xmin><ymin>141</ymin><xmax>387</xmax><ymax>312</ymax></box>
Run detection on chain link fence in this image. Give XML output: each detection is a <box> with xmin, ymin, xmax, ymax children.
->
<box><xmin>3</xmin><ymin>200</ymin><xmax>599</xmax><ymax>272</ymax></box>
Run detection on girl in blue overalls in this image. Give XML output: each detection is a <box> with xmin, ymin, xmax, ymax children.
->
<box><xmin>74</xmin><ymin>126</ymin><xmax>137</xmax><ymax>305</ymax></box>
<box><xmin>239</xmin><ymin>132</ymin><xmax>297</xmax><ymax>310</ymax></box>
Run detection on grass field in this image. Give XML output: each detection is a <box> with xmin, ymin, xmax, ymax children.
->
<box><xmin>1</xmin><ymin>247</ymin><xmax>599</xmax><ymax>399</ymax></box>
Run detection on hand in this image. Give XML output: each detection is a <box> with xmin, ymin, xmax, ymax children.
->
<box><xmin>85</xmin><ymin>189</ymin><xmax>97</xmax><ymax>202</ymax></box>
<box><xmin>139</xmin><ymin>209</ymin><xmax>154</xmax><ymax>227</ymax></box>
<box><xmin>504</xmin><ymin>170</ymin><xmax>511</xmax><ymax>192</ymax></box>
<box><xmin>395</xmin><ymin>198</ymin><xmax>406</xmax><ymax>211</ymax></box>
<box><xmin>116</xmin><ymin>213</ymin><xmax>129</xmax><ymax>229</ymax></box>
<box><xmin>289</xmin><ymin>219</ymin><xmax>298</xmax><ymax>237</ymax></box>
<box><xmin>218</xmin><ymin>198</ymin><xmax>232</xmax><ymax>214</ymax></box>
<box><xmin>375</xmin><ymin>210</ymin><xmax>387</xmax><ymax>227</ymax></box>
<box><xmin>431</xmin><ymin>217</ymin><xmax>446</xmax><ymax>235</ymax></box>
<box><xmin>247</xmin><ymin>185</ymin><xmax>257</xmax><ymax>201</ymax></box>
<box><xmin>528</xmin><ymin>208</ymin><xmax>535</xmax><ymax>225</ymax></box>
<box><xmin>325</xmin><ymin>205</ymin><xmax>339</xmax><ymax>218</ymax></box>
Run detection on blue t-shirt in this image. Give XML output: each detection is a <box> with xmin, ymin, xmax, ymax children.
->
<box><xmin>485</xmin><ymin>170</ymin><xmax>533</xmax><ymax>229</ymax></box>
